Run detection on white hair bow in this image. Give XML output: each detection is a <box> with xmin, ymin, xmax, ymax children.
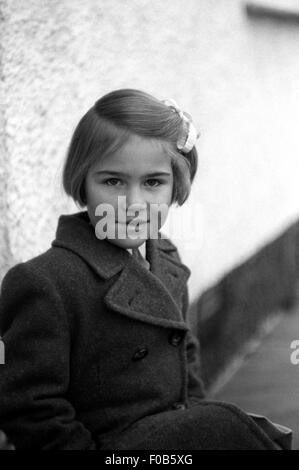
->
<box><xmin>162</xmin><ymin>98</ymin><xmax>200</xmax><ymax>153</ymax></box>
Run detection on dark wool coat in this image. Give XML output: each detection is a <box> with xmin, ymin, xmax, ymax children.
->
<box><xmin>0</xmin><ymin>211</ymin><xmax>282</xmax><ymax>450</ymax></box>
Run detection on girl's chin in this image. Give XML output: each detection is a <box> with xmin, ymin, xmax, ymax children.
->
<box><xmin>107</xmin><ymin>238</ymin><xmax>147</xmax><ymax>250</ymax></box>
<box><xmin>93</xmin><ymin>221</ymin><xmax>162</xmax><ymax>246</ymax></box>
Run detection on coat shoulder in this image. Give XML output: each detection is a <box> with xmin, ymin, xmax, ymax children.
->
<box><xmin>158</xmin><ymin>234</ymin><xmax>183</xmax><ymax>264</ymax></box>
<box><xmin>25</xmin><ymin>246</ymin><xmax>92</xmax><ymax>281</ymax></box>
<box><xmin>157</xmin><ymin>234</ymin><xmax>191</xmax><ymax>293</ymax></box>
<box><xmin>158</xmin><ymin>233</ymin><xmax>178</xmax><ymax>253</ymax></box>
<box><xmin>0</xmin><ymin>246</ymin><xmax>93</xmax><ymax>304</ymax></box>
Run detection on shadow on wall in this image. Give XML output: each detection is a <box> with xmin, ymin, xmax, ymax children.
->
<box><xmin>191</xmin><ymin>218</ymin><xmax>299</xmax><ymax>390</ymax></box>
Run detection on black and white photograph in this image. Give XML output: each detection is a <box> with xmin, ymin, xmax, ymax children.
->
<box><xmin>0</xmin><ymin>0</ymin><xmax>298</xmax><ymax>454</ymax></box>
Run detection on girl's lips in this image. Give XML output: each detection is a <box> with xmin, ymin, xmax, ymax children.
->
<box><xmin>116</xmin><ymin>220</ymin><xmax>149</xmax><ymax>225</ymax></box>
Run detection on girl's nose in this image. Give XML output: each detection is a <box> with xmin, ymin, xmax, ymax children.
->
<box><xmin>125</xmin><ymin>187</ymin><xmax>147</xmax><ymax>220</ymax></box>
<box><xmin>126</xmin><ymin>185</ymin><xmax>145</xmax><ymax>208</ymax></box>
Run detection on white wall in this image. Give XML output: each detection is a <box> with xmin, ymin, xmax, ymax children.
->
<box><xmin>1</xmin><ymin>0</ymin><xmax>299</xmax><ymax>303</ymax></box>
<box><xmin>166</xmin><ymin>0</ymin><xmax>299</xmax><ymax>300</ymax></box>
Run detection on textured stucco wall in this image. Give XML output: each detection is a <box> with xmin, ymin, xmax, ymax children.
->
<box><xmin>1</xmin><ymin>0</ymin><xmax>299</xmax><ymax>303</ymax></box>
<box><xmin>0</xmin><ymin>3</ymin><xmax>12</xmax><ymax>275</ymax></box>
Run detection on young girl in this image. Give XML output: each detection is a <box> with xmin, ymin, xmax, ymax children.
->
<box><xmin>0</xmin><ymin>89</ymin><xmax>291</xmax><ymax>450</ymax></box>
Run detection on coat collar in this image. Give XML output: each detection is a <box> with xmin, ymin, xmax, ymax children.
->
<box><xmin>52</xmin><ymin>211</ymin><xmax>191</xmax><ymax>330</ymax></box>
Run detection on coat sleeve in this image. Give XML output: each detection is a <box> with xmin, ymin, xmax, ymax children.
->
<box><xmin>0</xmin><ymin>262</ymin><xmax>96</xmax><ymax>450</ymax></box>
<box><xmin>181</xmin><ymin>285</ymin><xmax>206</xmax><ymax>399</ymax></box>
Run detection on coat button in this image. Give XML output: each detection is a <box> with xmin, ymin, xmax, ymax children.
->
<box><xmin>172</xmin><ymin>402</ymin><xmax>187</xmax><ymax>410</ymax></box>
<box><xmin>132</xmin><ymin>347</ymin><xmax>148</xmax><ymax>361</ymax></box>
<box><xmin>169</xmin><ymin>331</ymin><xmax>184</xmax><ymax>347</ymax></box>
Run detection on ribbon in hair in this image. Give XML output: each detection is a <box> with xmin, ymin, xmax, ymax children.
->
<box><xmin>162</xmin><ymin>98</ymin><xmax>200</xmax><ymax>153</ymax></box>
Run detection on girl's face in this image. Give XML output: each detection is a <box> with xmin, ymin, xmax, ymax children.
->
<box><xmin>85</xmin><ymin>134</ymin><xmax>174</xmax><ymax>249</ymax></box>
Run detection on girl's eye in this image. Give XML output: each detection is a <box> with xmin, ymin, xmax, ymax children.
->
<box><xmin>102</xmin><ymin>178</ymin><xmax>163</xmax><ymax>187</ymax></box>
<box><xmin>104</xmin><ymin>178</ymin><xmax>122</xmax><ymax>186</ymax></box>
<box><xmin>145</xmin><ymin>179</ymin><xmax>162</xmax><ymax>188</ymax></box>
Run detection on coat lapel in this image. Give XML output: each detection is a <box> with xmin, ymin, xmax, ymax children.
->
<box><xmin>52</xmin><ymin>211</ymin><xmax>191</xmax><ymax>330</ymax></box>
